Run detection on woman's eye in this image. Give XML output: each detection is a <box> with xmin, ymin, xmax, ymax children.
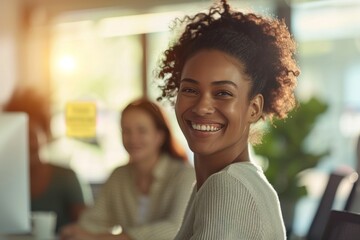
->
<box><xmin>216</xmin><ymin>91</ymin><xmax>233</xmax><ymax>97</ymax></box>
<box><xmin>181</xmin><ymin>87</ymin><xmax>197</xmax><ymax>94</ymax></box>
<box><xmin>121</xmin><ymin>129</ymin><xmax>129</xmax><ymax>135</ymax></box>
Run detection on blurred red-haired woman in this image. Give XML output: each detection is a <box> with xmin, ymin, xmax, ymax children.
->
<box><xmin>61</xmin><ymin>98</ymin><xmax>195</xmax><ymax>240</ymax></box>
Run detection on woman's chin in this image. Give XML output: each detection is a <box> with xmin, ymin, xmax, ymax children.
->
<box><xmin>129</xmin><ymin>154</ymin><xmax>147</xmax><ymax>163</ymax></box>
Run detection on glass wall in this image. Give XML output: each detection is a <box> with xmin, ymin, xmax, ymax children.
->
<box><xmin>49</xmin><ymin>20</ymin><xmax>145</xmax><ymax>182</ymax></box>
<box><xmin>291</xmin><ymin>0</ymin><xmax>360</xmax><ymax>236</ymax></box>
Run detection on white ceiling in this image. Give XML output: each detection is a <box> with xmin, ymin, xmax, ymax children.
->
<box><xmin>22</xmin><ymin>0</ymin><xmax>206</xmax><ymax>16</ymax></box>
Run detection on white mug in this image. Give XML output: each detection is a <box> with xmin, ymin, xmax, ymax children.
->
<box><xmin>31</xmin><ymin>211</ymin><xmax>57</xmax><ymax>239</ymax></box>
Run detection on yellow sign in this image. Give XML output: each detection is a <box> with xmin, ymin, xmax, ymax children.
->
<box><xmin>66</xmin><ymin>101</ymin><xmax>96</xmax><ymax>138</ymax></box>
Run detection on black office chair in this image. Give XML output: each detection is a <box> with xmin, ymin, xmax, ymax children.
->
<box><xmin>344</xmin><ymin>174</ymin><xmax>359</xmax><ymax>213</ymax></box>
<box><xmin>321</xmin><ymin>210</ymin><xmax>360</xmax><ymax>240</ymax></box>
<box><xmin>306</xmin><ymin>172</ymin><xmax>346</xmax><ymax>240</ymax></box>
<box><xmin>344</xmin><ymin>134</ymin><xmax>360</xmax><ymax>213</ymax></box>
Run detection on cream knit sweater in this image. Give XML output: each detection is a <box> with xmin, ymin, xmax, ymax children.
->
<box><xmin>79</xmin><ymin>154</ymin><xmax>195</xmax><ymax>240</ymax></box>
<box><xmin>174</xmin><ymin>162</ymin><xmax>286</xmax><ymax>240</ymax></box>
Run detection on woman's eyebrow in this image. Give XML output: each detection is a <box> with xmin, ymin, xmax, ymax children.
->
<box><xmin>180</xmin><ymin>78</ymin><xmax>198</xmax><ymax>84</ymax></box>
<box><xmin>212</xmin><ymin>80</ymin><xmax>238</xmax><ymax>88</ymax></box>
<box><xmin>180</xmin><ymin>79</ymin><xmax>237</xmax><ymax>88</ymax></box>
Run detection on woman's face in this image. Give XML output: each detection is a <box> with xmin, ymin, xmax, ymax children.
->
<box><xmin>121</xmin><ymin>108</ymin><xmax>164</xmax><ymax>162</ymax></box>
<box><xmin>175</xmin><ymin>49</ymin><xmax>262</xmax><ymax>159</ymax></box>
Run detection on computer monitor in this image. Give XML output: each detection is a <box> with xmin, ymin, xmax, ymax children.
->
<box><xmin>0</xmin><ymin>113</ymin><xmax>31</xmax><ymax>234</ymax></box>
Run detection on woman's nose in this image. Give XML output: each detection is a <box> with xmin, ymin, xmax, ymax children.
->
<box><xmin>125</xmin><ymin>133</ymin><xmax>139</xmax><ymax>143</ymax></box>
<box><xmin>191</xmin><ymin>94</ymin><xmax>215</xmax><ymax>116</ymax></box>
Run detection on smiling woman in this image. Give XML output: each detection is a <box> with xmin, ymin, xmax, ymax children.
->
<box><xmin>156</xmin><ymin>0</ymin><xmax>300</xmax><ymax>239</ymax></box>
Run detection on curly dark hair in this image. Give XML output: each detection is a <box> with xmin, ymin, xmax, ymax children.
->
<box><xmin>156</xmin><ymin>0</ymin><xmax>300</xmax><ymax>120</ymax></box>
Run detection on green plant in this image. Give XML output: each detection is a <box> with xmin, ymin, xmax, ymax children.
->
<box><xmin>254</xmin><ymin>97</ymin><xmax>329</xmax><ymax>200</ymax></box>
<box><xmin>253</xmin><ymin>97</ymin><xmax>329</xmax><ymax>233</ymax></box>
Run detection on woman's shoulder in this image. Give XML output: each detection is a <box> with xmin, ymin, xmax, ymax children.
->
<box><xmin>160</xmin><ymin>154</ymin><xmax>195</xmax><ymax>181</ymax></box>
<box><xmin>200</xmin><ymin>162</ymin><xmax>280</xmax><ymax>211</ymax></box>
<box><xmin>106</xmin><ymin>164</ymin><xmax>132</xmax><ymax>182</ymax></box>
<box><xmin>162</xmin><ymin>154</ymin><xmax>193</xmax><ymax>170</ymax></box>
<box><xmin>222</xmin><ymin>162</ymin><xmax>267</xmax><ymax>183</ymax></box>
<box><xmin>203</xmin><ymin>162</ymin><xmax>273</xmax><ymax>194</ymax></box>
<box><xmin>112</xmin><ymin>163</ymin><xmax>132</xmax><ymax>173</ymax></box>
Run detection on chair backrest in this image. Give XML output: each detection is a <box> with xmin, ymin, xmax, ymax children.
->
<box><xmin>344</xmin><ymin>176</ymin><xmax>360</xmax><ymax>213</ymax></box>
<box><xmin>344</xmin><ymin>135</ymin><xmax>360</xmax><ymax>213</ymax></box>
<box><xmin>306</xmin><ymin>172</ymin><xmax>346</xmax><ymax>240</ymax></box>
<box><xmin>321</xmin><ymin>210</ymin><xmax>360</xmax><ymax>240</ymax></box>
<box><xmin>356</xmin><ymin>135</ymin><xmax>360</xmax><ymax>174</ymax></box>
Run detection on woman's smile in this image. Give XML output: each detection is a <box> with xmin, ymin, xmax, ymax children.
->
<box><xmin>190</xmin><ymin>121</ymin><xmax>224</xmax><ymax>132</ymax></box>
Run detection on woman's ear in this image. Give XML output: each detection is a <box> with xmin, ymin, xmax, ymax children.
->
<box><xmin>248</xmin><ymin>94</ymin><xmax>264</xmax><ymax>123</ymax></box>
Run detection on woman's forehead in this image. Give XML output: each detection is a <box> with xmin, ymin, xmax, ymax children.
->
<box><xmin>181</xmin><ymin>50</ymin><xmax>249</xmax><ymax>85</ymax></box>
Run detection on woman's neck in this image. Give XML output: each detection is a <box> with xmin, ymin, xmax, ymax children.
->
<box><xmin>131</xmin><ymin>153</ymin><xmax>161</xmax><ymax>195</ymax></box>
<box><xmin>194</xmin><ymin>147</ymin><xmax>250</xmax><ymax>190</ymax></box>
<box><xmin>132</xmin><ymin>153</ymin><xmax>160</xmax><ymax>176</ymax></box>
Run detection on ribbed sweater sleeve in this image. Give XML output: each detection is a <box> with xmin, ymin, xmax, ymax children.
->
<box><xmin>174</xmin><ymin>162</ymin><xmax>286</xmax><ymax>240</ymax></box>
<box><xmin>192</xmin><ymin>172</ymin><xmax>262</xmax><ymax>240</ymax></box>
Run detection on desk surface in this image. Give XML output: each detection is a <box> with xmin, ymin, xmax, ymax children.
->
<box><xmin>0</xmin><ymin>235</ymin><xmax>58</xmax><ymax>240</ymax></box>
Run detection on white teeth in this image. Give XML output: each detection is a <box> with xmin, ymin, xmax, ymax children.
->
<box><xmin>191</xmin><ymin>123</ymin><xmax>221</xmax><ymax>132</ymax></box>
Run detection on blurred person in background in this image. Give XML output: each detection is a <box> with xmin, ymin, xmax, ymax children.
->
<box><xmin>2</xmin><ymin>86</ymin><xmax>88</xmax><ymax>233</ymax></box>
<box><xmin>60</xmin><ymin>98</ymin><xmax>195</xmax><ymax>240</ymax></box>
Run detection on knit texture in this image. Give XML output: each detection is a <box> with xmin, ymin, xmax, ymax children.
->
<box><xmin>79</xmin><ymin>154</ymin><xmax>195</xmax><ymax>240</ymax></box>
<box><xmin>174</xmin><ymin>162</ymin><xmax>286</xmax><ymax>240</ymax></box>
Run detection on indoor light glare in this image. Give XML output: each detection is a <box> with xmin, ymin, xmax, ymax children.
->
<box><xmin>58</xmin><ymin>55</ymin><xmax>76</xmax><ymax>73</ymax></box>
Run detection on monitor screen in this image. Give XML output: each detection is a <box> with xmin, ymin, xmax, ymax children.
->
<box><xmin>0</xmin><ymin>113</ymin><xmax>31</xmax><ymax>234</ymax></box>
